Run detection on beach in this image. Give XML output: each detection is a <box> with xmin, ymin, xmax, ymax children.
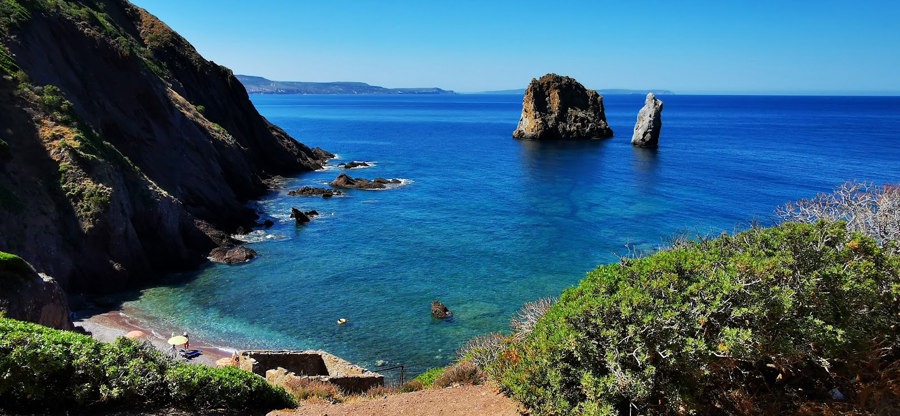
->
<box><xmin>74</xmin><ymin>308</ymin><xmax>232</xmax><ymax>368</ymax></box>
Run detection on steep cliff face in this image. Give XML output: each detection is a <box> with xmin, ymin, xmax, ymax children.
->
<box><xmin>513</xmin><ymin>73</ymin><xmax>613</xmax><ymax>140</ymax></box>
<box><xmin>0</xmin><ymin>0</ymin><xmax>330</xmax><ymax>292</ymax></box>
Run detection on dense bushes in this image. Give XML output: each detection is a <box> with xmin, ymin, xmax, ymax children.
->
<box><xmin>489</xmin><ymin>221</ymin><xmax>899</xmax><ymax>415</ymax></box>
<box><xmin>0</xmin><ymin>318</ymin><xmax>296</xmax><ymax>413</ymax></box>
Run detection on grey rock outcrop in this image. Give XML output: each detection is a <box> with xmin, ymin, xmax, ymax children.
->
<box><xmin>631</xmin><ymin>93</ymin><xmax>664</xmax><ymax>148</ymax></box>
<box><xmin>513</xmin><ymin>73</ymin><xmax>613</xmax><ymax>140</ymax></box>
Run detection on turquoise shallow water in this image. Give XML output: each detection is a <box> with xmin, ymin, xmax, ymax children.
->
<box><xmin>123</xmin><ymin>94</ymin><xmax>900</xmax><ymax>378</ymax></box>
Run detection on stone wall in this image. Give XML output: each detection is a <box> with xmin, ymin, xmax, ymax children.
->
<box><xmin>240</xmin><ymin>349</ymin><xmax>384</xmax><ymax>394</ymax></box>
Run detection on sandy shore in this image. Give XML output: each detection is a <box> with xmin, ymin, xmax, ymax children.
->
<box><xmin>74</xmin><ymin>309</ymin><xmax>233</xmax><ymax>367</ymax></box>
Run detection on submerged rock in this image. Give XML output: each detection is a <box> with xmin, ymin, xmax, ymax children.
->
<box><xmin>330</xmin><ymin>173</ymin><xmax>400</xmax><ymax>190</ymax></box>
<box><xmin>513</xmin><ymin>73</ymin><xmax>613</xmax><ymax>140</ymax></box>
<box><xmin>431</xmin><ymin>301</ymin><xmax>452</xmax><ymax>319</ymax></box>
<box><xmin>209</xmin><ymin>246</ymin><xmax>257</xmax><ymax>264</ymax></box>
<box><xmin>339</xmin><ymin>161</ymin><xmax>371</xmax><ymax>169</ymax></box>
<box><xmin>631</xmin><ymin>93</ymin><xmax>664</xmax><ymax>148</ymax></box>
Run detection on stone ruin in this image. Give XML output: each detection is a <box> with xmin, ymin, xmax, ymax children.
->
<box><xmin>237</xmin><ymin>349</ymin><xmax>384</xmax><ymax>394</ymax></box>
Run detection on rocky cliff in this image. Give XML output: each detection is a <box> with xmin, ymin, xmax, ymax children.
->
<box><xmin>512</xmin><ymin>74</ymin><xmax>613</xmax><ymax>140</ymax></box>
<box><xmin>0</xmin><ymin>251</ymin><xmax>71</xmax><ymax>330</ymax></box>
<box><xmin>0</xmin><ymin>0</ymin><xmax>330</xmax><ymax>292</ymax></box>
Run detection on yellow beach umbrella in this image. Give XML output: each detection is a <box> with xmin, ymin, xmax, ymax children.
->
<box><xmin>167</xmin><ymin>335</ymin><xmax>188</xmax><ymax>345</ymax></box>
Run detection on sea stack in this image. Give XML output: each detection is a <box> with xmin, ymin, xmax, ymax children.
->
<box><xmin>512</xmin><ymin>73</ymin><xmax>613</xmax><ymax>140</ymax></box>
<box><xmin>631</xmin><ymin>93</ymin><xmax>664</xmax><ymax>148</ymax></box>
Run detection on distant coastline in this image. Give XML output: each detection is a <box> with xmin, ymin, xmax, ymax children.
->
<box><xmin>474</xmin><ymin>88</ymin><xmax>675</xmax><ymax>95</ymax></box>
<box><xmin>236</xmin><ymin>75</ymin><xmax>456</xmax><ymax>95</ymax></box>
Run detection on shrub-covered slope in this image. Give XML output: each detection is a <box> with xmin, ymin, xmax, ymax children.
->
<box><xmin>0</xmin><ymin>317</ymin><xmax>296</xmax><ymax>413</ymax></box>
<box><xmin>491</xmin><ymin>221</ymin><xmax>900</xmax><ymax>415</ymax></box>
<box><xmin>0</xmin><ymin>0</ymin><xmax>330</xmax><ymax>291</ymax></box>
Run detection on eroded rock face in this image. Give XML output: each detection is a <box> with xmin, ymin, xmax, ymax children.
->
<box><xmin>631</xmin><ymin>93</ymin><xmax>664</xmax><ymax>148</ymax></box>
<box><xmin>513</xmin><ymin>74</ymin><xmax>613</xmax><ymax>140</ymax></box>
<box><xmin>0</xmin><ymin>253</ymin><xmax>72</xmax><ymax>330</ymax></box>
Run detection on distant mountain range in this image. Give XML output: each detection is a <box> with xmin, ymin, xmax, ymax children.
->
<box><xmin>236</xmin><ymin>75</ymin><xmax>455</xmax><ymax>95</ymax></box>
<box><xmin>476</xmin><ymin>88</ymin><xmax>675</xmax><ymax>95</ymax></box>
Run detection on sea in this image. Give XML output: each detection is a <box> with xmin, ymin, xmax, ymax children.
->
<box><xmin>120</xmin><ymin>94</ymin><xmax>900</xmax><ymax>379</ymax></box>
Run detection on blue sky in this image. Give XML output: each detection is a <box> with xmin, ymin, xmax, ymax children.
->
<box><xmin>130</xmin><ymin>0</ymin><xmax>900</xmax><ymax>94</ymax></box>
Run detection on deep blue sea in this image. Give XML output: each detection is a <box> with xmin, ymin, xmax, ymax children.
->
<box><xmin>123</xmin><ymin>94</ymin><xmax>900</xmax><ymax>378</ymax></box>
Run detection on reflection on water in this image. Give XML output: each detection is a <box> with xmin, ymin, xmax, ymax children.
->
<box><xmin>631</xmin><ymin>146</ymin><xmax>660</xmax><ymax>194</ymax></box>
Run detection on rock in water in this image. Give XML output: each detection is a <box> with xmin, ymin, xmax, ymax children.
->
<box><xmin>208</xmin><ymin>246</ymin><xmax>257</xmax><ymax>264</ymax></box>
<box><xmin>631</xmin><ymin>93</ymin><xmax>664</xmax><ymax>148</ymax></box>
<box><xmin>330</xmin><ymin>173</ymin><xmax>401</xmax><ymax>190</ymax></box>
<box><xmin>290</xmin><ymin>208</ymin><xmax>312</xmax><ymax>224</ymax></box>
<box><xmin>431</xmin><ymin>301</ymin><xmax>452</xmax><ymax>319</ymax></box>
<box><xmin>512</xmin><ymin>73</ymin><xmax>613</xmax><ymax>140</ymax></box>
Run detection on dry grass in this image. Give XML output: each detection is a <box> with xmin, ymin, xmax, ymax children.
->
<box><xmin>363</xmin><ymin>385</ymin><xmax>397</xmax><ymax>398</ymax></box>
<box><xmin>399</xmin><ymin>380</ymin><xmax>425</xmax><ymax>393</ymax></box>
<box><xmin>433</xmin><ymin>361</ymin><xmax>483</xmax><ymax>388</ymax></box>
<box><xmin>276</xmin><ymin>376</ymin><xmax>341</xmax><ymax>402</ymax></box>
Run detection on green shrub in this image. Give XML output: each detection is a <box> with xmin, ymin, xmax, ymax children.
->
<box><xmin>412</xmin><ymin>367</ymin><xmax>446</xmax><ymax>388</ymax></box>
<box><xmin>491</xmin><ymin>221</ymin><xmax>900</xmax><ymax>415</ymax></box>
<box><xmin>165</xmin><ymin>365</ymin><xmax>295</xmax><ymax>411</ymax></box>
<box><xmin>0</xmin><ymin>46</ymin><xmax>19</xmax><ymax>76</ymax></box>
<box><xmin>0</xmin><ymin>317</ymin><xmax>296</xmax><ymax>413</ymax></box>
<box><xmin>38</xmin><ymin>84</ymin><xmax>75</xmax><ymax>123</ymax></box>
<box><xmin>0</xmin><ymin>0</ymin><xmax>30</xmax><ymax>32</ymax></box>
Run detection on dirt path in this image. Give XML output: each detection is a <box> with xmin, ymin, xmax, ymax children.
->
<box><xmin>269</xmin><ymin>384</ymin><xmax>526</xmax><ymax>416</ymax></box>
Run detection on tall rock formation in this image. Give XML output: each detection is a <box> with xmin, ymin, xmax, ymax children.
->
<box><xmin>0</xmin><ymin>0</ymin><xmax>330</xmax><ymax>292</ymax></box>
<box><xmin>631</xmin><ymin>93</ymin><xmax>664</xmax><ymax>148</ymax></box>
<box><xmin>513</xmin><ymin>74</ymin><xmax>613</xmax><ymax>140</ymax></box>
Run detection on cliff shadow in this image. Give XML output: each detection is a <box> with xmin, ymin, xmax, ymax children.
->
<box><xmin>68</xmin><ymin>263</ymin><xmax>217</xmax><ymax>320</ymax></box>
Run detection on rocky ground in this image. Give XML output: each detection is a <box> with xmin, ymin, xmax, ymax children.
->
<box><xmin>269</xmin><ymin>384</ymin><xmax>525</xmax><ymax>416</ymax></box>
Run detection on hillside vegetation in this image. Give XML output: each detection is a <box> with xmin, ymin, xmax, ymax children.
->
<box><xmin>0</xmin><ymin>317</ymin><xmax>295</xmax><ymax>414</ymax></box>
<box><xmin>457</xmin><ymin>184</ymin><xmax>900</xmax><ymax>415</ymax></box>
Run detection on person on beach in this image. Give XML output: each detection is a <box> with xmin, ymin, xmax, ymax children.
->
<box><xmin>182</xmin><ymin>332</ymin><xmax>189</xmax><ymax>349</ymax></box>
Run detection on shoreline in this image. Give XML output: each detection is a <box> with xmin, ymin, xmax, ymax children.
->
<box><xmin>74</xmin><ymin>308</ymin><xmax>233</xmax><ymax>367</ymax></box>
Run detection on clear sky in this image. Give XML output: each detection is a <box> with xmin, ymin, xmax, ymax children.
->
<box><xmin>129</xmin><ymin>0</ymin><xmax>900</xmax><ymax>94</ymax></box>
